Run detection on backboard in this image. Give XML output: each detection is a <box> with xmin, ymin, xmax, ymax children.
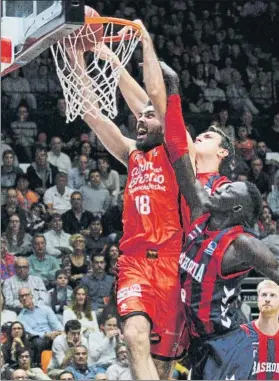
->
<box><xmin>1</xmin><ymin>0</ymin><xmax>85</xmax><ymax>76</ymax></box>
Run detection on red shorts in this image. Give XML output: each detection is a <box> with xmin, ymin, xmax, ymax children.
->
<box><xmin>116</xmin><ymin>254</ymin><xmax>188</xmax><ymax>360</ymax></box>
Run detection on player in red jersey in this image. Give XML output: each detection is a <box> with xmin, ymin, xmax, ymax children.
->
<box><xmin>241</xmin><ymin>280</ymin><xmax>279</xmax><ymax>380</ymax></box>
<box><xmin>71</xmin><ymin>23</ymin><xmax>196</xmax><ymax>380</ymax></box>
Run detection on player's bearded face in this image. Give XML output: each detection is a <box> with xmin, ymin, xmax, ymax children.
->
<box><xmin>258</xmin><ymin>287</ymin><xmax>279</xmax><ymax>316</ymax></box>
<box><xmin>136</xmin><ymin>105</ymin><xmax>164</xmax><ymax>152</ymax></box>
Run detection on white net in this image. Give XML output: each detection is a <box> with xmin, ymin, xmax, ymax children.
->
<box><xmin>51</xmin><ymin>20</ymin><xmax>142</xmax><ymax>123</ymax></box>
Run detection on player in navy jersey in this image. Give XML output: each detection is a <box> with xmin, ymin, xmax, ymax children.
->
<box><xmin>161</xmin><ymin>73</ymin><xmax>279</xmax><ymax>379</ymax></box>
<box><xmin>241</xmin><ymin>280</ymin><xmax>279</xmax><ymax>380</ymax></box>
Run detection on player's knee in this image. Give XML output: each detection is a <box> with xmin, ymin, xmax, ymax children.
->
<box><xmin>124</xmin><ymin>315</ymin><xmax>150</xmax><ymax>351</ymax></box>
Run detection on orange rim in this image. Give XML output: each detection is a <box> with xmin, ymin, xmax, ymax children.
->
<box><xmin>84</xmin><ymin>16</ymin><xmax>142</xmax><ymax>42</ymax></box>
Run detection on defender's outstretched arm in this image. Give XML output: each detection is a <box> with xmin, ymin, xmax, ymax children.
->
<box><xmin>233</xmin><ymin>235</ymin><xmax>279</xmax><ymax>284</ymax></box>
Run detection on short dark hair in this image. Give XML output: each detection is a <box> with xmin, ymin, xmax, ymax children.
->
<box><xmin>65</xmin><ymin>320</ymin><xmax>81</xmax><ymax>334</ymax></box>
<box><xmin>58</xmin><ymin>371</ymin><xmax>74</xmax><ymax>380</ymax></box>
<box><xmin>71</xmin><ymin>191</ymin><xmax>82</xmax><ymax>200</ymax></box>
<box><xmin>208</xmin><ymin>125</ymin><xmax>235</xmax><ymax>165</ymax></box>
<box><xmin>244</xmin><ymin>181</ymin><xmax>263</xmax><ymax>226</ymax></box>
<box><xmin>32</xmin><ymin>234</ymin><xmax>46</xmax><ymax>246</ymax></box>
<box><xmin>2</xmin><ymin>149</ymin><xmax>14</xmax><ymax>160</ymax></box>
<box><xmin>89</xmin><ymin>168</ymin><xmax>100</xmax><ymax>177</ymax></box>
<box><xmin>55</xmin><ymin>269</ymin><xmax>68</xmax><ymax>280</ymax></box>
<box><xmin>35</xmin><ymin>145</ymin><xmax>48</xmax><ymax>154</ymax></box>
<box><xmin>14</xmin><ymin>347</ymin><xmax>30</xmax><ymax>363</ymax></box>
<box><xmin>50</xmin><ymin>213</ymin><xmax>62</xmax><ymax>222</ymax></box>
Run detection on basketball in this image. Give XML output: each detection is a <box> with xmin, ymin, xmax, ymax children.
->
<box><xmin>69</xmin><ymin>6</ymin><xmax>103</xmax><ymax>52</ymax></box>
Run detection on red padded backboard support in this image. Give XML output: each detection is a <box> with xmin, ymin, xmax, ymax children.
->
<box><xmin>1</xmin><ymin>38</ymin><xmax>12</xmax><ymax>63</ymax></box>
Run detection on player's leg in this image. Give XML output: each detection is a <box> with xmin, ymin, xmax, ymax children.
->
<box><xmin>117</xmin><ymin>255</ymin><xmax>159</xmax><ymax>380</ymax></box>
<box><xmin>124</xmin><ymin>314</ymin><xmax>159</xmax><ymax>379</ymax></box>
<box><xmin>150</xmin><ymin>257</ymin><xmax>188</xmax><ymax>379</ymax></box>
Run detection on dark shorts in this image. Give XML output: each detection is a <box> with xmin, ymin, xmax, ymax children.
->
<box><xmin>188</xmin><ymin>328</ymin><xmax>254</xmax><ymax>380</ymax></box>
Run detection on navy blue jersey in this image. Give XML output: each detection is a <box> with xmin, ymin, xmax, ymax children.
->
<box><xmin>241</xmin><ymin>321</ymin><xmax>279</xmax><ymax>380</ymax></box>
<box><xmin>179</xmin><ymin>214</ymin><xmax>254</xmax><ymax>338</ymax></box>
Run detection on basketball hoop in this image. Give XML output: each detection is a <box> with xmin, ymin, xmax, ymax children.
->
<box><xmin>51</xmin><ymin>15</ymin><xmax>142</xmax><ymax>123</ymax></box>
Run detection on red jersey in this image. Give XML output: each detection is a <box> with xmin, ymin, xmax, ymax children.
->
<box><xmin>120</xmin><ymin>146</ymin><xmax>183</xmax><ymax>256</ymax></box>
<box><xmin>181</xmin><ymin>172</ymin><xmax>230</xmax><ymax>236</ymax></box>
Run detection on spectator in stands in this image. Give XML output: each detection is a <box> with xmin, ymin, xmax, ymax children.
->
<box><xmin>255</xmin><ymin>205</ymin><xmax>277</xmax><ymax>237</ymax></box>
<box><xmin>65</xmin><ymin>345</ymin><xmax>105</xmax><ymax>380</ymax></box>
<box><xmin>80</xmin><ymin>254</ymin><xmax>114</xmax><ymax>313</ymax></box>
<box><xmin>2</xmin><ymin>321</ymin><xmax>32</xmax><ymax>367</ymax></box>
<box><xmin>1</xmin><ymin>234</ymin><xmax>16</xmax><ymax>281</ymax></box>
<box><xmin>201</xmin><ymin>77</ymin><xmax>227</xmax><ymax>115</ymax></box>
<box><xmin>1</xmin><ymin>188</ymin><xmax>27</xmax><ymax>232</ymax></box>
<box><xmin>15</xmin><ymin>173</ymin><xmax>39</xmax><ymax>211</ymax></box>
<box><xmin>235</xmin><ymin>125</ymin><xmax>257</xmax><ymax>162</ymax></box>
<box><xmin>0</xmin><ymin>132</ymin><xmax>19</xmax><ymax>165</ymax></box>
<box><xmin>240</xmin><ymin>110</ymin><xmax>261</xmax><ymax>140</ymax></box>
<box><xmin>5</xmin><ymin>214</ymin><xmax>32</xmax><ymax>256</ymax></box>
<box><xmin>219</xmin><ymin>57</ymin><xmax>239</xmax><ymax>86</ymax></box>
<box><xmin>29</xmin><ymin>64</ymin><xmax>59</xmax><ymax>95</ymax></box>
<box><xmin>192</xmin><ymin>63</ymin><xmax>207</xmax><ymax>89</ymax></box>
<box><xmin>73</xmin><ymin>141</ymin><xmax>96</xmax><ymax>171</ymax></box>
<box><xmin>14</xmin><ymin>347</ymin><xmax>51</xmax><ymax>380</ymax></box>
<box><xmin>256</xmin><ymin>140</ymin><xmax>272</xmax><ymax>162</ymax></box>
<box><xmin>68</xmin><ymin>234</ymin><xmax>91</xmax><ymax>289</ymax></box>
<box><xmin>103</xmin><ymin>190</ymin><xmax>124</xmax><ymax>242</ymax></box>
<box><xmin>98</xmin><ymin>157</ymin><xmax>120</xmax><ymax>206</ymax></box>
<box><xmin>1</xmin><ymin>150</ymin><xmax>23</xmax><ymax>205</ymax></box>
<box><xmin>105</xmin><ymin>245</ymin><xmax>120</xmax><ymax>277</ymax></box>
<box><xmin>85</xmin><ymin>218</ymin><xmax>108</xmax><ymax>254</ymax></box>
<box><xmin>3</xmin><ymin>257</ymin><xmax>48</xmax><ymax>313</ymax></box>
<box><xmin>180</xmin><ymin>69</ymin><xmax>203</xmax><ymax>113</ymax></box>
<box><xmin>28</xmin><ymin>235</ymin><xmax>60</xmax><ymax>287</ymax></box>
<box><xmin>62</xmin><ymin>191</ymin><xmax>94</xmax><ymax>235</ymax></box>
<box><xmin>47</xmin><ymin>136</ymin><xmax>72</xmax><ymax>174</ymax></box>
<box><xmin>1</xmin><ymin>349</ymin><xmax>11</xmax><ymax>380</ymax></box>
<box><xmin>48</xmin><ymin>320</ymin><xmax>87</xmax><ymax>372</ymax></box>
<box><xmin>88</xmin><ymin>313</ymin><xmax>120</xmax><ymax>368</ymax></box>
<box><xmin>0</xmin><ymin>289</ymin><xmax>17</xmax><ymax>326</ymax></box>
<box><xmin>47</xmin><ymin>270</ymin><xmax>73</xmax><ymax>322</ymax></box>
<box><xmin>267</xmin><ymin>169</ymin><xmax>279</xmax><ymax>219</ymax></box>
<box><xmin>43</xmin><ymin>172</ymin><xmax>73</xmax><ymax>215</ymax></box>
<box><xmin>1</xmin><ymin>69</ymin><xmax>37</xmax><ymax>110</ymax></box>
<box><xmin>265</xmin><ymin>112</ymin><xmax>279</xmax><ymax>152</ymax></box>
<box><xmin>250</xmin><ymin>71</ymin><xmax>273</xmax><ymax>112</ymax></box>
<box><xmin>11</xmin><ymin>369</ymin><xmax>28</xmax><ymax>380</ymax></box>
<box><xmin>63</xmin><ymin>285</ymin><xmax>100</xmax><ymax>337</ymax></box>
<box><xmin>48</xmin><ymin>98</ymin><xmax>81</xmax><ymax>147</ymax></box>
<box><xmin>10</xmin><ymin>104</ymin><xmax>38</xmax><ymax>162</ymax></box>
<box><xmin>68</xmin><ymin>155</ymin><xmax>89</xmax><ymax>190</ymax></box>
<box><xmin>18</xmin><ymin>287</ymin><xmax>63</xmax><ymax>365</ymax></box>
<box><xmin>226</xmin><ymin>70</ymin><xmax>259</xmax><ymax>115</ymax></box>
<box><xmin>106</xmin><ymin>343</ymin><xmax>132</xmax><ymax>380</ymax></box>
<box><xmin>27</xmin><ymin>145</ymin><xmax>58</xmax><ymax>197</ymax></box>
<box><xmin>26</xmin><ymin>203</ymin><xmax>47</xmax><ymax>235</ymax></box>
<box><xmin>44</xmin><ymin>214</ymin><xmax>72</xmax><ymax>258</ymax></box>
<box><xmin>249</xmin><ymin>157</ymin><xmax>272</xmax><ymax>196</ymax></box>
<box><xmin>80</xmin><ymin>169</ymin><xmax>111</xmax><ymax>217</ymax></box>
<box><xmin>213</xmin><ymin>104</ymin><xmax>235</xmax><ymax>141</ymax></box>
<box><xmin>58</xmin><ymin>370</ymin><xmax>75</xmax><ymax>380</ymax></box>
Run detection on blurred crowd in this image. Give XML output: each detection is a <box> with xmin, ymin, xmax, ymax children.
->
<box><xmin>1</xmin><ymin>0</ymin><xmax>279</xmax><ymax>380</ymax></box>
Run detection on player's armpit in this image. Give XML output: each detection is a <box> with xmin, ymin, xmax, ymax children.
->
<box><xmin>234</xmin><ymin>234</ymin><xmax>279</xmax><ymax>284</ymax></box>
